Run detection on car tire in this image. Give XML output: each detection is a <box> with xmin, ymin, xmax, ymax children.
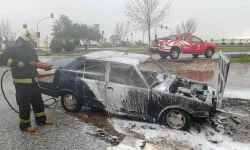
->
<box><xmin>192</xmin><ymin>54</ymin><xmax>199</xmax><ymax>58</ymax></box>
<box><xmin>205</xmin><ymin>48</ymin><xmax>214</xmax><ymax>58</ymax></box>
<box><xmin>170</xmin><ymin>47</ymin><xmax>180</xmax><ymax>59</ymax></box>
<box><xmin>159</xmin><ymin>52</ymin><xmax>169</xmax><ymax>59</ymax></box>
<box><xmin>61</xmin><ymin>93</ymin><xmax>82</xmax><ymax>112</ymax></box>
<box><xmin>162</xmin><ymin>109</ymin><xmax>192</xmax><ymax>130</ymax></box>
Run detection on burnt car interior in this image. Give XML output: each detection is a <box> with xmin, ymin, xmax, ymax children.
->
<box><xmin>169</xmin><ymin>77</ymin><xmax>215</xmax><ymax>102</ymax></box>
<box><xmin>110</xmin><ymin>64</ymin><xmax>146</xmax><ymax>88</ymax></box>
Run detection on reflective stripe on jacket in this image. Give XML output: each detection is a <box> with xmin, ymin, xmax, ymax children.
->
<box><xmin>13</xmin><ymin>77</ymin><xmax>38</xmax><ymax>84</ymax></box>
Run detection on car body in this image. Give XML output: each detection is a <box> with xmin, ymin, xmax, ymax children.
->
<box><xmin>38</xmin><ymin>51</ymin><xmax>230</xmax><ymax>130</ymax></box>
<box><xmin>157</xmin><ymin>33</ymin><xmax>217</xmax><ymax>59</ymax></box>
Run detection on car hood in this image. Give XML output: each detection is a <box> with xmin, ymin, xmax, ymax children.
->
<box><xmin>205</xmin><ymin>42</ymin><xmax>216</xmax><ymax>46</ymax></box>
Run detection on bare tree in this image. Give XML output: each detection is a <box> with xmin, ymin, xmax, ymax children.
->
<box><xmin>114</xmin><ymin>22</ymin><xmax>122</xmax><ymax>41</ymax></box>
<box><xmin>113</xmin><ymin>21</ymin><xmax>130</xmax><ymax>44</ymax></box>
<box><xmin>0</xmin><ymin>19</ymin><xmax>16</xmax><ymax>42</ymax></box>
<box><xmin>123</xmin><ymin>21</ymin><xmax>130</xmax><ymax>40</ymax></box>
<box><xmin>175</xmin><ymin>17</ymin><xmax>197</xmax><ymax>34</ymax></box>
<box><xmin>126</xmin><ymin>0</ymin><xmax>171</xmax><ymax>43</ymax></box>
<box><xmin>175</xmin><ymin>25</ymin><xmax>182</xmax><ymax>35</ymax></box>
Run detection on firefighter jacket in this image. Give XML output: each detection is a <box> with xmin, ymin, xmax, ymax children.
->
<box><xmin>0</xmin><ymin>44</ymin><xmax>39</xmax><ymax>84</ymax></box>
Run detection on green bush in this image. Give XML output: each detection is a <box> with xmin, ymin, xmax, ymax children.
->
<box><xmin>50</xmin><ymin>38</ymin><xmax>64</xmax><ymax>53</ymax></box>
<box><xmin>64</xmin><ymin>41</ymin><xmax>76</xmax><ymax>52</ymax></box>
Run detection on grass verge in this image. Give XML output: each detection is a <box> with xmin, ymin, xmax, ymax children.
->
<box><xmin>230</xmin><ymin>57</ymin><xmax>250</xmax><ymax>63</ymax></box>
<box><xmin>217</xmin><ymin>47</ymin><xmax>250</xmax><ymax>52</ymax></box>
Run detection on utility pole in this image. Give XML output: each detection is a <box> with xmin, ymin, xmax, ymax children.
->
<box><xmin>143</xmin><ymin>30</ymin><xmax>145</xmax><ymax>44</ymax></box>
<box><xmin>131</xmin><ymin>32</ymin><xmax>133</xmax><ymax>45</ymax></box>
<box><xmin>37</xmin><ymin>12</ymin><xmax>54</xmax><ymax>48</ymax></box>
<box><xmin>155</xmin><ymin>26</ymin><xmax>157</xmax><ymax>39</ymax></box>
<box><xmin>102</xmin><ymin>30</ymin><xmax>105</xmax><ymax>44</ymax></box>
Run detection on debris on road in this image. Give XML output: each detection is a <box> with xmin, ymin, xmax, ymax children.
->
<box><xmin>230</xmin><ymin>116</ymin><xmax>242</xmax><ymax>124</ymax></box>
<box><xmin>110</xmin><ymin>117</ymin><xmax>250</xmax><ymax>150</ymax></box>
<box><xmin>107</xmin><ymin>136</ymin><xmax>159</xmax><ymax>150</ymax></box>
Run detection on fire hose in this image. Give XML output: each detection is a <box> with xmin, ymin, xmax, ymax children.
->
<box><xmin>1</xmin><ymin>62</ymin><xmax>59</xmax><ymax>113</ymax></box>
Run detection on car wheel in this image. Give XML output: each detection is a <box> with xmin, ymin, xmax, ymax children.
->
<box><xmin>192</xmin><ymin>54</ymin><xmax>199</xmax><ymax>58</ymax></box>
<box><xmin>170</xmin><ymin>47</ymin><xmax>180</xmax><ymax>59</ymax></box>
<box><xmin>163</xmin><ymin>109</ymin><xmax>192</xmax><ymax>130</ymax></box>
<box><xmin>205</xmin><ymin>48</ymin><xmax>214</xmax><ymax>58</ymax></box>
<box><xmin>61</xmin><ymin>93</ymin><xmax>82</xmax><ymax>112</ymax></box>
<box><xmin>159</xmin><ymin>52</ymin><xmax>169</xmax><ymax>59</ymax></box>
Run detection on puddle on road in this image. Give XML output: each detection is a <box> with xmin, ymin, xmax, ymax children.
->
<box><xmin>174</xmin><ymin>70</ymin><xmax>216</xmax><ymax>84</ymax></box>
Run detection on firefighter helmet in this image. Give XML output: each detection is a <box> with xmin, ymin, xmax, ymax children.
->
<box><xmin>19</xmin><ymin>29</ymin><xmax>37</xmax><ymax>42</ymax></box>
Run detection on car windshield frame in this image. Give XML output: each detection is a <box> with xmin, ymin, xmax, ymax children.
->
<box><xmin>136</xmin><ymin>58</ymin><xmax>168</xmax><ymax>87</ymax></box>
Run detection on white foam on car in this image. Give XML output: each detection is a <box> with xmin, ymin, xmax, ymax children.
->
<box><xmin>83</xmin><ymin>51</ymin><xmax>151</xmax><ymax>66</ymax></box>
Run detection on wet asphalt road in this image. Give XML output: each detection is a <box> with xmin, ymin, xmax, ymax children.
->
<box><xmin>1</xmin><ymin>53</ymin><xmax>250</xmax><ymax>150</ymax></box>
<box><xmin>0</xmin><ymin>68</ymin><xmax>109</xmax><ymax>150</ymax></box>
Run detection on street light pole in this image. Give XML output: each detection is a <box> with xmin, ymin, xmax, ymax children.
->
<box><xmin>36</xmin><ymin>13</ymin><xmax>54</xmax><ymax>48</ymax></box>
<box><xmin>155</xmin><ymin>25</ymin><xmax>157</xmax><ymax>39</ymax></box>
<box><xmin>167</xmin><ymin>28</ymin><xmax>172</xmax><ymax>35</ymax></box>
<box><xmin>143</xmin><ymin>30</ymin><xmax>145</xmax><ymax>43</ymax></box>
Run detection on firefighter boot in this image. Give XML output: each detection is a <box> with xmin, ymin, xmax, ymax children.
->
<box><xmin>35</xmin><ymin>117</ymin><xmax>53</xmax><ymax>125</ymax></box>
<box><xmin>20</xmin><ymin>124</ymin><xmax>37</xmax><ymax>133</ymax></box>
<box><xmin>45</xmin><ymin>119</ymin><xmax>53</xmax><ymax>125</ymax></box>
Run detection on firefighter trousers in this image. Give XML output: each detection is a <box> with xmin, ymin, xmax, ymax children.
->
<box><xmin>15</xmin><ymin>83</ymin><xmax>47</xmax><ymax>129</ymax></box>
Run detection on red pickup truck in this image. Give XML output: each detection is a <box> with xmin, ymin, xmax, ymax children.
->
<box><xmin>157</xmin><ymin>33</ymin><xmax>216</xmax><ymax>59</ymax></box>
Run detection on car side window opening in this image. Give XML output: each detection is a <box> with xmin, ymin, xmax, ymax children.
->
<box><xmin>168</xmin><ymin>35</ymin><xmax>178</xmax><ymax>40</ymax></box>
<box><xmin>191</xmin><ymin>36</ymin><xmax>202</xmax><ymax>43</ymax></box>
<box><xmin>109</xmin><ymin>64</ymin><xmax>146</xmax><ymax>88</ymax></box>
<box><xmin>83</xmin><ymin>61</ymin><xmax>106</xmax><ymax>81</ymax></box>
<box><xmin>181</xmin><ymin>36</ymin><xmax>189</xmax><ymax>42</ymax></box>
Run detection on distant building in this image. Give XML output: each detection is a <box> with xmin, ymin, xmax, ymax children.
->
<box><xmin>37</xmin><ymin>36</ymin><xmax>52</xmax><ymax>48</ymax></box>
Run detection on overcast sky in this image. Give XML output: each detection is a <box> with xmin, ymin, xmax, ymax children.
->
<box><xmin>1</xmin><ymin>0</ymin><xmax>250</xmax><ymax>42</ymax></box>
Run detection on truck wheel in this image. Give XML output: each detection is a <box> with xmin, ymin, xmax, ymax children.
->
<box><xmin>159</xmin><ymin>52</ymin><xmax>169</xmax><ymax>59</ymax></box>
<box><xmin>61</xmin><ymin>93</ymin><xmax>82</xmax><ymax>112</ymax></box>
<box><xmin>162</xmin><ymin>109</ymin><xmax>192</xmax><ymax>130</ymax></box>
<box><xmin>192</xmin><ymin>54</ymin><xmax>199</xmax><ymax>58</ymax></box>
<box><xmin>205</xmin><ymin>48</ymin><xmax>214</xmax><ymax>58</ymax></box>
<box><xmin>170</xmin><ymin>47</ymin><xmax>180</xmax><ymax>59</ymax></box>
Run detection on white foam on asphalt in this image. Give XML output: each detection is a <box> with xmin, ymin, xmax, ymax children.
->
<box><xmin>224</xmin><ymin>88</ymin><xmax>250</xmax><ymax>100</ymax></box>
<box><xmin>110</xmin><ymin>118</ymin><xmax>250</xmax><ymax>150</ymax></box>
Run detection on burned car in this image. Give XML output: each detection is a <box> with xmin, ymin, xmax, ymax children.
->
<box><xmin>38</xmin><ymin>51</ymin><xmax>230</xmax><ymax>130</ymax></box>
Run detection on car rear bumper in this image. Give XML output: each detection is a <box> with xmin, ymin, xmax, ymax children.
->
<box><xmin>39</xmin><ymin>80</ymin><xmax>59</xmax><ymax>98</ymax></box>
<box><xmin>158</xmin><ymin>49</ymin><xmax>171</xmax><ymax>53</ymax></box>
<box><xmin>40</xmin><ymin>87</ymin><xmax>59</xmax><ymax>98</ymax></box>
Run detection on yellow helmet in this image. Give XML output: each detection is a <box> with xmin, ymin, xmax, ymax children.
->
<box><xmin>19</xmin><ymin>29</ymin><xmax>37</xmax><ymax>42</ymax></box>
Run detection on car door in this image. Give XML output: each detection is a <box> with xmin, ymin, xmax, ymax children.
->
<box><xmin>180</xmin><ymin>35</ymin><xmax>192</xmax><ymax>53</ymax></box>
<box><xmin>106</xmin><ymin>63</ymin><xmax>149</xmax><ymax>116</ymax></box>
<box><xmin>190</xmin><ymin>36</ymin><xmax>204</xmax><ymax>53</ymax></box>
<box><xmin>217</xmin><ymin>52</ymin><xmax>230</xmax><ymax>109</ymax></box>
<box><xmin>75</xmin><ymin>60</ymin><xmax>107</xmax><ymax>108</ymax></box>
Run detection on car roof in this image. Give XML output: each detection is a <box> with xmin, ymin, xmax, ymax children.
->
<box><xmin>82</xmin><ymin>51</ymin><xmax>151</xmax><ymax>65</ymax></box>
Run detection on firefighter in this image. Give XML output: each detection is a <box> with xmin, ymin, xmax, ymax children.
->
<box><xmin>0</xmin><ymin>29</ymin><xmax>53</xmax><ymax>133</ymax></box>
